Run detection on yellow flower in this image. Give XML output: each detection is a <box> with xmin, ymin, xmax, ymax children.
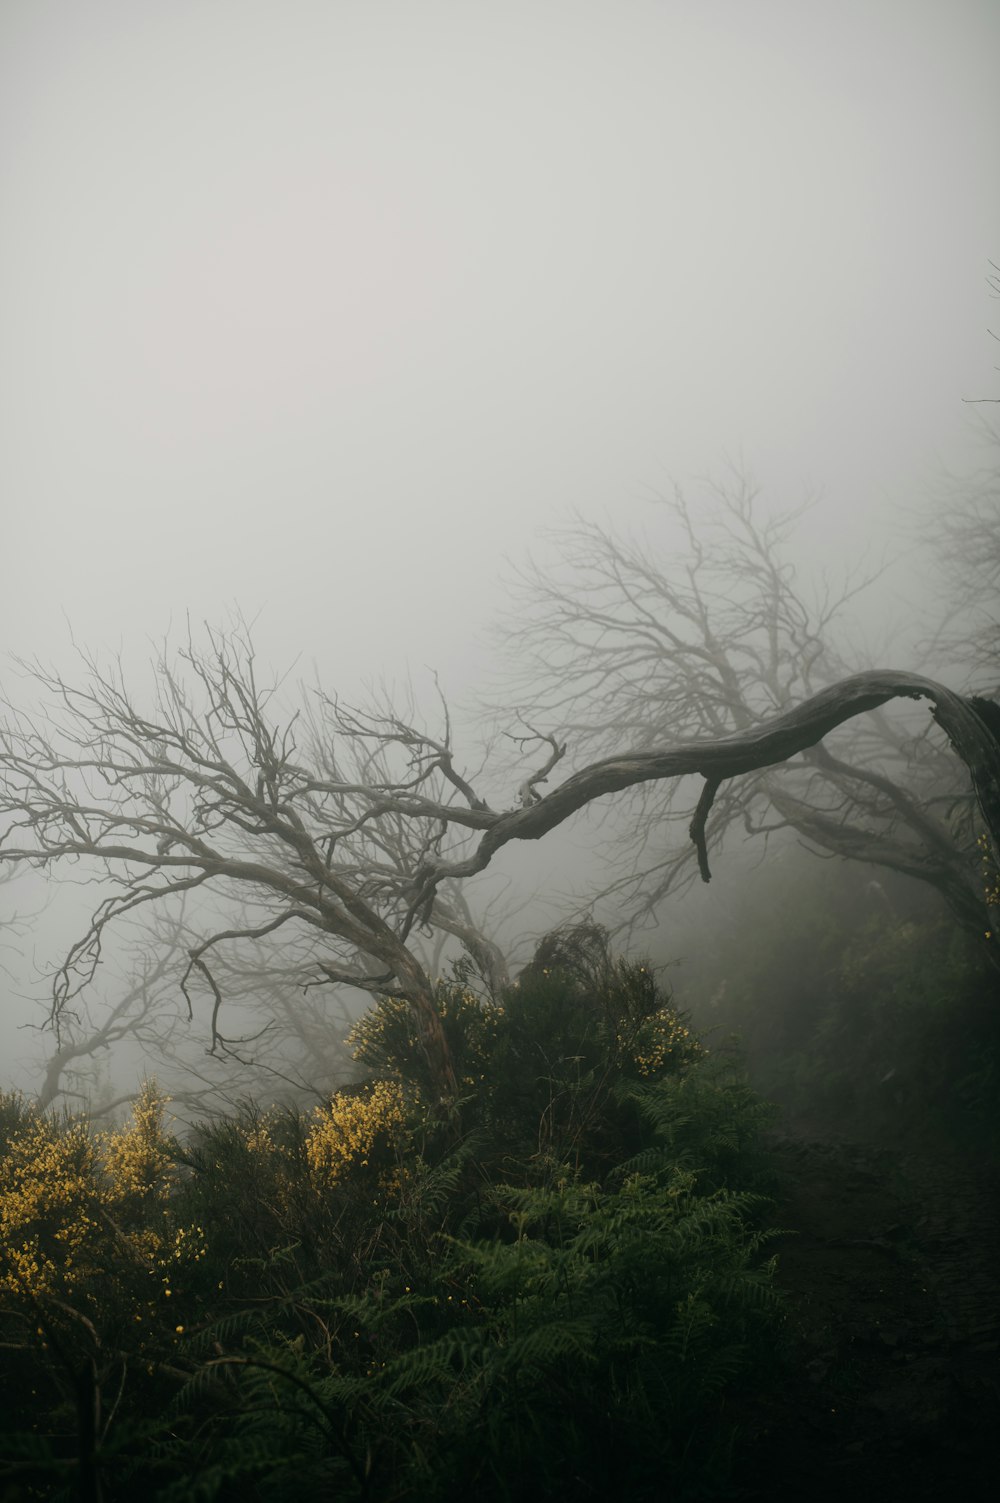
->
<box><xmin>101</xmin><ymin>1082</ymin><xmax>174</xmax><ymax>1205</ymax></box>
<box><xmin>0</xmin><ymin>1108</ymin><xmax>97</xmax><ymax>1298</ymax></box>
<box><xmin>306</xmin><ymin>1081</ymin><xmax>407</xmax><ymax>1188</ymax></box>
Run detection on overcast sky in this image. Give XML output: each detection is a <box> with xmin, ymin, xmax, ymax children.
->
<box><xmin>2</xmin><ymin>0</ymin><xmax>998</xmax><ymax>699</ymax></box>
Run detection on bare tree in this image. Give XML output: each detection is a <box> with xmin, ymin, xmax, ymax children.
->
<box><xmin>1</xmin><ymin>617</ymin><xmax>997</xmax><ymax>1104</ymax></box>
<box><xmin>29</xmin><ymin>924</ymin><xmax>364</xmax><ymax>1123</ymax></box>
<box><xmin>921</xmin><ymin>417</ymin><xmax>1000</xmax><ymax>694</ymax></box>
<box><xmin>31</xmin><ymin>946</ymin><xmax>176</xmax><ymax>1116</ymax></box>
<box><xmin>0</xmin><ymin>625</ymin><xmax>497</xmax><ymax>1099</ymax></box>
<box><xmin>494</xmin><ymin>476</ymin><xmax>995</xmax><ymax>946</ymax></box>
<box><xmin>962</xmin><ymin>259</ymin><xmax>1000</xmax><ymax>407</ymax></box>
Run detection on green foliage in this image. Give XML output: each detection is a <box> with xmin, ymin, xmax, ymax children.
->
<box><xmin>353</xmin><ymin>926</ymin><xmax>709</xmax><ymax>1183</ymax></box>
<box><xmin>350</xmin><ymin>979</ymin><xmax>502</xmax><ymax>1099</ymax></box>
<box><xmin>685</xmin><ymin>854</ymin><xmax>1000</xmax><ymax>1146</ymax></box>
<box><xmin>0</xmin><ymin>936</ymin><xmax>782</xmax><ymax>1501</ymax></box>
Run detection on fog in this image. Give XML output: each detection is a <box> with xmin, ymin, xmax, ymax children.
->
<box><xmin>1</xmin><ymin>0</ymin><xmax>998</xmax><ymax>1110</ymax></box>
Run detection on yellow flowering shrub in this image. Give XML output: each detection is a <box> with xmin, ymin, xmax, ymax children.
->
<box><xmin>0</xmin><ymin>1109</ymin><xmax>99</xmax><ymax>1298</ymax></box>
<box><xmin>621</xmin><ymin>1005</ymin><xmax>706</xmax><ymax>1078</ymax></box>
<box><xmin>102</xmin><ymin>1080</ymin><xmax>175</xmax><ymax>1204</ymax></box>
<box><xmin>0</xmin><ymin>1083</ymin><xmax>206</xmax><ymax>1305</ymax></box>
<box><xmin>348</xmin><ymin>985</ymin><xmax>502</xmax><ymax>1090</ymax></box>
<box><xmin>347</xmin><ymin>994</ymin><xmax>413</xmax><ymax>1074</ymax></box>
<box><xmin>306</xmin><ymin>1081</ymin><xmax>407</xmax><ymax>1188</ymax></box>
<box><xmin>241</xmin><ymin>1118</ymin><xmax>281</xmax><ymax>1157</ymax></box>
<box><xmin>228</xmin><ymin>1111</ymin><xmax>301</xmax><ymax>1220</ymax></box>
<box><xmin>978</xmin><ymin>832</ymin><xmax>1000</xmax><ymax>939</ymax></box>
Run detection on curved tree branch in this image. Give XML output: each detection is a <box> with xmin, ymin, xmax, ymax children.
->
<box><xmin>4</xmin><ymin>632</ymin><xmax>997</xmax><ymax>1112</ymax></box>
<box><xmin>413</xmin><ymin>672</ymin><xmax>1000</xmax><ymax>951</ymax></box>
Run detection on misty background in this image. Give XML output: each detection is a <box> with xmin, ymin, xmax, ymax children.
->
<box><xmin>1</xmin><ymin>0</ymin><xmax>998</xmax><ymax>1112</ymax></box>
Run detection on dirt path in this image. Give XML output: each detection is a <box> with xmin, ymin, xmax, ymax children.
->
<box><xmin>733</xmin><ymin>1126</ymin><xmax>1000</xmax><ymax>1501</ymax></box>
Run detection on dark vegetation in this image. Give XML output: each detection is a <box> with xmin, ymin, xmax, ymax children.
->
<box><xmin>2</xmin><ymin>913</ymin><xmax>998</xmax><ymax>1502</ymax></box>
<box><xmin>680</xmin><ymin>850</ymin><xmax>1000</xmax><ymax>1155</ymax></box>
<box><xmin>675</xmin><ymin>856</ymin><xmax>1000</xmax><ymax>1501</ymax></box>
<box><xmin>1</xmin><ymin>442</ymin><xmax>997</xmax><ymax>1496</ymax></box>
<box><xmin>0</xmin><ymin>933</ymin><xmax>783</xmax><ymax>1501</ymax></box>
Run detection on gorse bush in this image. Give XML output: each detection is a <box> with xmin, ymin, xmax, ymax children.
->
<box><xmin>0</xmin><ymin>931</ymin><xmax>781</xmax><ymax>1501</ymax></box>
<box><xmin>352</xmin><ymin>926</ymin><xmax>708</xmax><ymax>1178</ymax></box>
<box><xmin>0</xmin><ymin>1082</ymin><xmax>204</xmax><ymax>1305</ymax></box>
<box><xmin>349</xmin><ymin>980</ymin><xmax>503</xmax><ymax>1097</ymax></box>
<box><xmin>306</xmin><ymin>1079</ymin><xmax>409</xmax><ymax>1187</ymax></box>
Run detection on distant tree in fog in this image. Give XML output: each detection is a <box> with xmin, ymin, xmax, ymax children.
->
<box><xmin>923</xmin><ymin>416</ymin><xmax>1000</xmax><ymax>694</ymax></box>
<box><xmin>1</xmin><ymin>612</ymin><xmax>997</xmax><ymax>1100</ymax></box>
<box><xmin>494</xmin><ymin>470</ymin><xmax>999</xmax><ymax>948</ymax></box>
<box><xmin>27</xmin><ymin>915</ymin><xmax>364</xmax><ymax>1122</ymax></box>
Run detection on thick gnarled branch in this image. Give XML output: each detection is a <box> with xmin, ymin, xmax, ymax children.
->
<box><xmin>5</xmin><ymin>629</ymin><xmax>997</xmax><ymax>1110</ymax></box>
<box><xmin>412</xmin><ymin>672</ymin><xmax>1000</xmax><ymax>936</ymax></box>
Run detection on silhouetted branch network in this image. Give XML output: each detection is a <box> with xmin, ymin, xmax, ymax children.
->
<box><xmin>492</xmin><ymin>478</ymin><xmax>994</xmax><ymax>942</ymax></box>
<box><xmin>1</xmin><ymin>620</ymin><xmax>998</xmax><ymax>1103</ymax></box>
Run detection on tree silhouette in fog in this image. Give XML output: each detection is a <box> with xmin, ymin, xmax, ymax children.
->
<box><xmin>495</xmin><ymin>470</ymin><xmax>999</xmax><ymax>948</ymax></box>
<box><xmin>1</xmin><ymin>607</ymin><xmax>997</xmax><ymax>1099</ymax></box>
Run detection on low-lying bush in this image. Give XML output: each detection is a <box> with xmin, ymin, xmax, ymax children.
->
<box><xmin>0</xmin><ymin>931</ymin><xmax>781</xmax><ymax>1501</ymax></box>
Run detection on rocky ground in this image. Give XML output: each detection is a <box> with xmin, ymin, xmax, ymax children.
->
<box><xmin>732</xmin><ymin>1122</ymin><xmax>1000</xmax><ymax>1500</ymax></box>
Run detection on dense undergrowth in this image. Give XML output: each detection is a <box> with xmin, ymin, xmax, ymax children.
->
<box><xmin>0</xmin><ymin>931</ymin><xmax>783</xmax><ymax>1501</ymax></box>
<box><xmin>681</xmin><ymin>857</ymin><xmax>1000</xmax><ymax>1153</ymax></box>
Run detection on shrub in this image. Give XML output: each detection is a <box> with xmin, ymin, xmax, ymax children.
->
<box><xmin>0</xmin><ymin>938</ymin><xmax>781</xmax><ymax>1502</ymax></box>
